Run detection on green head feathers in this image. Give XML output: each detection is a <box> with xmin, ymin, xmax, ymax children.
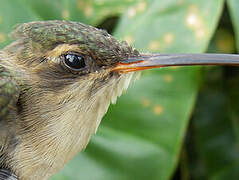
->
<box><xmin>8</xmin><ymin>20</ymin><xmax>139</xmax><ymax>67</ymax></box>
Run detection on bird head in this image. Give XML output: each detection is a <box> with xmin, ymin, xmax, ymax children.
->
<box><xmin>1</xmin><ymin>20</ymin><xmax>142</xmax><ymax>179</ymax></box>
<box><xmin>2</xmin><ymin>20</ymin><xmax>239</xmax><ymax>179</ymax></box>
<box><xmin>4</xmin><ymin>20</ymin><xmax>141</xmax><ymax>133</ymax></box>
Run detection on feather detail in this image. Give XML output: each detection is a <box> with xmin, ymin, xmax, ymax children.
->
<box><xmin>0</xmin><ymin>169</ymin><xmax>17</xmax><ymax>180</ymax></box>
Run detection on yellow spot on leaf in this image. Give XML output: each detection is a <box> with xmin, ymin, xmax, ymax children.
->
<box><xmin>153</xmin><ymin>105</ymin><xmax>163</xmax><ymax>115</ymax></box>
<box><xmin>163</xmin><ymin>74</ymin><xmax>173</xmax><ymax>83</ymax></box>
<box><xmin>216</xmin><ymin>29</ymin><xmax>235</xmax><ymax>53</ymax></box>
<box><xmin>62</xmin><ymin>10</ymin><xmax>70</xmax><ymax>20</ymax></box>
<box><xmin>124</xmin><ymin>35</ymin><xmax>134</xmax><ymax>44</ymax></box>
<box><xmin>128</xmin><ymin>7</ymin><xmax>136</xmax><ymax>18</ymax></box>
<box><xmin>77</xmin><ymin>0</ymin><xmax>84</xmax><ymax>10</ymax></box>
<box><xmin>149</xmin><ymin>40</ymin><xmax>160</xmax><ymax>51</ymax></box>
<box><xmin>186</xmin><ymin>13</ymin><xmax>199</xmax><ymax>28</ymax></box>
<box><xmin>84</xmin><ymin>5</ymin><xmax>93</xmax><ymax>17</ymax></box>
<box><xmin>186</xmin><ymin>5</ymin><xmax>201</xmax><ymax>28</ymax></box>
<box><xmin>136</xmin><ymin>1</ymin><xmax>147</xmax><ymax>12</ymax></box>
<box><xmin>127</xmin><ymin>1</ymin><xmax>147</xmax><ymax>18</ymax></box>
<box><xmin>0</xmin><ymin>33</ymin><xmax>6</xmax><ymax>43</ymax></box>
<box><xmin>141</xmin><ymin>98</ymin><xmax>151</xmax><ymax>107</ymax></box>
<box><xmin>164</xmin><ymin>33</ymin><xmax>174</xmax><ymax>44</ymax></box>
<box><xmin>185</xmin><ymin>5</ymin><xmax>207</xmax><ymax>40</ymax></box>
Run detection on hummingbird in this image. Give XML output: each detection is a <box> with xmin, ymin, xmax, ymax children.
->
<box><xmin>1</xmin><ymin>20</ymin><xmax>239</xmax><ymax>180</ymax></box>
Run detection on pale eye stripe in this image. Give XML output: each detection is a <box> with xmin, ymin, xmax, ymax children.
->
<box><xmin>46</xmin><ymin>44</ymin><xmax>80</xmax><ymax>59</ymax></box>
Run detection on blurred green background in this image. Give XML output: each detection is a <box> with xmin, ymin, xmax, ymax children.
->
<box><xmin>1</xmin><ymin>0</ymin><xmax>239</xmax><ymax>179</ymax></box>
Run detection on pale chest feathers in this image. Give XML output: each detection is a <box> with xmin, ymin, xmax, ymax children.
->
<box><xmin>12</xmin><ymin>72</ymin><xmax>136</xmax><ymax>180</ymax></box>
<box><xmin>52</xmin><ymin>72</ymin><xmax>136</xmax><ymax>153</ymax></box>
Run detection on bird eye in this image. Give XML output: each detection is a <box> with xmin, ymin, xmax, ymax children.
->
<box><xmin>63</xmin><ymin>54</ymin><xmax>86</xmax><ymax>70</ymax></box>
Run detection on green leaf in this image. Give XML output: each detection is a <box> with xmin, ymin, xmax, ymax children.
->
<box><xmin>227</xmin><ymin>0</ymin><xmax>239</xmax><ymax>51</ymax></box>
<box><xmin>0</xmin><ymin>0</ymin><xmax>136</xmax><ymax>48</ymax></box>
<box><xmin>114</xmin><ymin>0</ymin><xmax>224</xmax><ymax>53</ymax></box>
<box><xmin>0</xmin><ymin>0</ymin><xmax>39</xmax><ymax>48</ymax></box>
<box><xmin>189</xmin><ymin>67</ymin><xmax>239</xmax><ymax>180</ymax></box>
<box><xmin>52</xmin><ymin>0</ymin><xmax>224</xmax><ymax>179</ymax></box>
<box><xmin>22</xmin><ymin>0</ymin><xmax>137</xmax><ymax>25</ymax></box>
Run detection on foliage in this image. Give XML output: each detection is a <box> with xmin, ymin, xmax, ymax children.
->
<box><xmin>0</xmin><ymin>0</ymin><xmax>238</xmax><ymax>179</ymax></box>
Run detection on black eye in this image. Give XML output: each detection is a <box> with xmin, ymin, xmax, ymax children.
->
<box><xmin>64</xmin><ymin>54</ymin><xmax>86</xmax><ymax>70</ymax></box>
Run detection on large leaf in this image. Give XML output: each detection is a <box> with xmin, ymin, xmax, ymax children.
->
<box><xmin>184</xmin><ymin>10</ymin><xmax>239</xmax><ymax>179</ymax></box>
<box><xmin>114</xmin><ymin>0</ymin><xmax>223</xmax><ymax>53</ymax></box>
<box><xmin>189</xmin><ymin>67</ymin><xmax>239</xmax><ymax>180</ymax></box>
<box><xmin>0</xmin><ymin>0</ymin><xmax>137</xmax><ymax>48</ymax></box>
<box><xmin>228</xmin><ymin>0</ymin><xmax>239</xmax><ymax>51</ymax></box>
<box><xmin>52</xmin><ymin>0</ymin><xmax>224</xmax><ymax>179</ymax></box>
<box><xmin>0</xmin><ymin>0</ymin><xmax>39</xmax><ymax>48</ymax></box>
<box><xmin>22</xmin><ymin>0</ymin><xmax>137</xmax><ymax>25</ymax></box>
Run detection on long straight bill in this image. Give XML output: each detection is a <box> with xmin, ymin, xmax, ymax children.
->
<box><xmin>113</xmin><ymin>53</ymin><xmax>239</xmax><ymax>73</ymax></box>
